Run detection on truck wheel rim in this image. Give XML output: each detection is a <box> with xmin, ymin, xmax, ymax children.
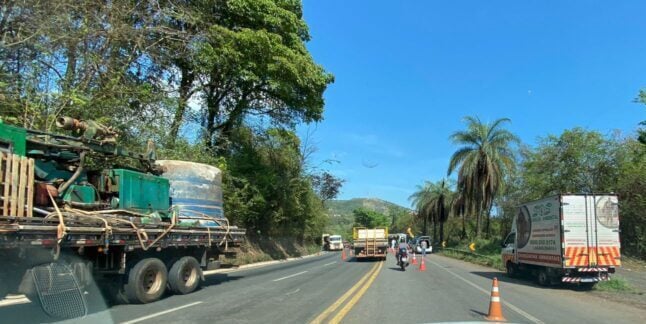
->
<box><xmin>182</xmin><ymin>264</ymin><xmax>197</xmax><ymax>287</ymax></box>
<box><xmin>143</xmin><ymin>269</ymin><xmax>162</xmax><ymax>293</ymax></box>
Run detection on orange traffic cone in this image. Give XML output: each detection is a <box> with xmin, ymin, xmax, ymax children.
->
<box><xmin>411</xmin><ymin>252</ymin><xmax>418</xmax><ymax>265</ymax></box>
<box><xmin>341</xmin><ymin>248</ymin><xmax>347</xmax><ymax>261</ymax></box>
<box><xmin>485</xmin><ymin>278</ymin><xmax>506</xmax><ymax>322</ymax></box>
<box><xmin>419</xmin><ymin>257</ymin><xmax>426</xmax><ymax>271</ymax></box>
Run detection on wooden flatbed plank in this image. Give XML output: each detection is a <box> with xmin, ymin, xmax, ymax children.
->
<box><xmin>0</xmin><ymin>152</ymin><xmax>3</xmax><ymax>192</ymax></box>
<box><xmin>16</xmin><ymin>157</ymin><xmax>27</xmax><ymax>217</ymax></box>
<box><xmin>26</xmin><ymin>159</ymin><xmax>34</xmax><ymax>217</ymax></box>
<box><xmin>9</xmin><ymin>155</ymin><xmax>19</xmax><ymax>215</ymax></box>
<box><xmin>2</xmin><ymin>153</ymin><xmax>10</xmax><ymax>216</ymax></box>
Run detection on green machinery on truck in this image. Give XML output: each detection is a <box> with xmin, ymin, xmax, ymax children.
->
<box><xmin>0</xmin><ymin>117</ymin><xmax>245</xmax><ymax>318</ymax></box>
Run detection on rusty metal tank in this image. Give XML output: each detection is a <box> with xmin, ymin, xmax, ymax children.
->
<box><xmin>155</xmin><ymin>160</ymin><xmax>224</xmax><ymax>226</ymax></box>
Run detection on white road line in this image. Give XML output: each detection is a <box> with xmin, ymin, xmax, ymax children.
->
<box><xmin>286</xmin><ymin>288</ymin><xmax>301</xmax><ymax>296</ymax></box>
<box><xmin>272</xmin><ymin>271</ymin><xmax>308</xmax><ymax>282</ymax></box>
<box><xmin>121</xmin><ymin>301</ymin><xmax>203</xmax><ymax>324</ymax></box>
<box><xmin>427</xmin><ymin>259</ymin><xmax>544</xmax><ymax>324</ymax></box>
<box><xmin>322</xmin><ymin>262</ymin><xmax>336</xmax><ymax>267</ymax></box>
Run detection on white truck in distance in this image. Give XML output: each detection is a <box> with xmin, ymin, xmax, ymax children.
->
<box><xmin>328</xmin><ymin>235</ymin><xmax>343</xmax><ymax>251</ymax></box>
<box><xmin>502</xmin><ymin>194</ymin><xmax>621</xmax><ymax>288</ymax></box>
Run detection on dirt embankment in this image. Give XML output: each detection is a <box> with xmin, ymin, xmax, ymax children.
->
<box><xmin>231</xmin><ymin>237</ymin><xmax>321</xmax><ymax>266</ymax></box>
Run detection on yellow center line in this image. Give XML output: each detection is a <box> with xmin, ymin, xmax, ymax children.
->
<box><xmin>309</xmin><ymin>261</ymin><xmax>380</xmax><ymax>324</ymax></box>
<box><xmin>329</xmin><ymin>261</ymin><xmax>383</xmax><ymax>323</ymax></box>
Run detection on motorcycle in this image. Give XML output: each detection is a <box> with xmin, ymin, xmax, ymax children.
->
<box><xmin>397</xmin><ymin>249</ymin><xmax>409</xmax><ymax>271</ymax></box>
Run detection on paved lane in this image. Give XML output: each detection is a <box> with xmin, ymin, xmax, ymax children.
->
<box><xmin>342</xmin><ymin>253</ymin><xmax>646</xmax><ymax>323</ymax></box>
<box><xmin>0</xmin><ymin>252</ymin><xmax>378</xmax><ymax>323</ymax></box>
<box><xmin>2</xmin><ymin>251</ymin><xmax>645</xmax><ymax>323</ymax></box>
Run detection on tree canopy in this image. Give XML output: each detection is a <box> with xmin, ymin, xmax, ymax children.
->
<box><xmin>0</xmin><ymin>0</ymin><xmax>338</xmax><ymax>244</ymax></box>
<box><xmin>447</xmin><ymin>117</ymin><xmax>518</xmax><ymax>237</ymax></box>
<box><xmin>352</xmin><ymin>208</ymin><xmax>390</xmax><ymax>228</ymax></box>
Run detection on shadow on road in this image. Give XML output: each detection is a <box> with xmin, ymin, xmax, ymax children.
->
<box><xmin>203</xmin><ymin>273</ymin><xmax>245</xmax><ymax>287</ymax></box>
<box><xmin>469</xmin><ymin>309</ymin><xmax>488</xmax><ymax>317</ymax></box>
<box><xmin>470</xmin><ymin>271</ymin><xmax>589</xmax><ymax>291</ymax></box>
<box><xmin>388</xmin><ymin>267</ymin><xmax>405</xmax><ymax>272</ymax></box>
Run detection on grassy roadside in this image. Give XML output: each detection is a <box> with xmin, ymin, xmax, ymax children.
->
<box><xmin>438</xmin><ymin>249</ymin><xmax>504</xmax><ymax>271</ymax></box>
<box><xmin>438</xmin><ymin>238</ymin><xmax>505</xmax><ymax>271</ymax></box>
<box><xmin>595</xmin><ymin>276</ymin><xmax>632</xmax><ymax>292</ymax></box>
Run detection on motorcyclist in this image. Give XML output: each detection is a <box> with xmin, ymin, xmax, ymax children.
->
<box><xmin>396</xmin><ymin>241</ymin><xmax>410</xmax><ymax>265</ymax></box>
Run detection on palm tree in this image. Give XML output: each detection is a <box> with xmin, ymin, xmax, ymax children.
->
<box><xmin>426</xmin><ymin>179</ymin><xmax>453</xmax><ymax>245</ymax></box>
<box><xmin>408</xmin><ymin>181</ymin><xmax>433</xmax><ymax>236</ymax></box>
<box><xmin>447</xmin><ymin>116</ymin><xmax>518</xmax><ymax>238</ymax></box>
<box><xmin>450</xmin><ymin>184</ymin><xmax>468</xmax><ymax>239</ymax></box>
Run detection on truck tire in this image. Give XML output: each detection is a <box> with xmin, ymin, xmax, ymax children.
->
<box><xmin>168</xmin><ymin>257</ymin><xmax>202</xmax><ymax>295</ymax></box>
<box><xmin>124</xmin><ymin>258</ymin><xmax>168</xmax><ymax>304</ymax></box>
<box><xmin>506</xmin><ymin>262</ymin><xmax>518</xmax><ymax>278</ymax></box>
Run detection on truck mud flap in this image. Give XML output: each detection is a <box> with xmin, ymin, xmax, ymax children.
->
<box><xmin>31</xmin><ymin>262</ymin><xmax>88</xmax><ymax>319</ymax></box>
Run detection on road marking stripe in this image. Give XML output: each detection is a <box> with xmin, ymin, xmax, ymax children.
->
<box><xmin>121</xmin><ymin>301</ymin><xmax>203</xmax><ymax>324</ymax></box>
<box><xmin>273</xmin><ymin>271</ymin><xmax>308</xmax><ymax>282</ymax></box>
<box><xmin>329</xmin><ymin>261</ymin><xmax>383</xmax><ymax>324</ymax></box>
<box><xmin>427</xmin><ymin>259</ymin><xmax>544</xmax><ymax>324</ymax></box>
<box><xmin>323</xmin><ymin>261</ymin><xmax>336</xmax><ymax>267</ymax></box>
<box><xmin>309</xmin><ymin>262</ymin><xmax>380</xmax><ymax>324</ymax></box>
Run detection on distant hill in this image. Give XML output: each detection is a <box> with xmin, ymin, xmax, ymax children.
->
<box><xmin>325</xmin><ymin>198</ymin><xmax>411</xmax><ymax>219</ymax></box>
<box><xmin>324</xmin><ymin>198</ymin><xmax>413</xmax><ymax>236</ymax></box>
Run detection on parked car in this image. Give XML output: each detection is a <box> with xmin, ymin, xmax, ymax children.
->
<box><xmin>411</xmin><ymin>236</ymin><xmax>432</xmax><ymax>254</ymax></box>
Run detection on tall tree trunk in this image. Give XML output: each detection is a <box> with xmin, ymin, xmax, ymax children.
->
<box><xmin>485</xmin><ymin>201</ymin><xmax>494</xmax><ymax>239</ymax></box>
<box><xmin>423</xmin><ymin>216</ymin><xmax>427</xmax><ymax>236</ymax></box>
<box><xmin>169</xmin><ymin>66</ymin><xmax>194</xmax><ymax>142</ymax></box>
<box><xmin>439</xmin><ymin>221</ymin><xmax>444</xmax><ymax>245</ymax></box>
<box><xmin>475</xmin><ymin>200</ymin><xmax>483</xmax><ymax>238</ymax></box>
<box><xmin>461</xmin><ymin>213</ymin><xmax>466</xmax><ymax>239</ymax></box>
<box><xmin>432</xmin><ymin>218</ymin><xmax>437</xmax><ymax>243</ymax></box>
<box><xmin>485</xmin><ymin>212</ymin><xmax>491</xmax><ymax>239</ymax></box>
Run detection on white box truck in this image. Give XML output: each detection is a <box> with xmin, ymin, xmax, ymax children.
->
<box><xmin>501</xmin><ymin>194</ymin><xmax>621</xmax><ymax>288</ymax></box>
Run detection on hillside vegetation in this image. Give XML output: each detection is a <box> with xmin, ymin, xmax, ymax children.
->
<box><xmin>324</xmin><ymin>198</ymin><xmax>414</xmax><ymax>239</ymax></box>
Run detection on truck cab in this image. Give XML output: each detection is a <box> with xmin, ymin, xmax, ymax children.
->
<box><xmin>328</xmin><ymin>235</ymin><xmax>343</xmax><ymax>251</ymax></box>
<box><xmin>501</xmin><ymin>232</ymin><xmax>516</xmax><ymax>275</ymax></box>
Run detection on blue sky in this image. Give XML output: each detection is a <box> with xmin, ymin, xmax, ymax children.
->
<box><xmin>298</xmin><ymin>0</ymin><xmax>646</xmax><ymax>208</ymax></box>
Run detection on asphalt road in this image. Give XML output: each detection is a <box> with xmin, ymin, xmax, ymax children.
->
<box><xmin>1</xmin><ymin>251</ymin><xmax>645</xmax><ymax>323</ymax></box>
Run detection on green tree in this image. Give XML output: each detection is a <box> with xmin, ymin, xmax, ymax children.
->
<box><xmin>408</xmin><ymin>181</ymin><xmax>433</xmax><ymax>236</ymax></box>
<box><xmin>613</xmin><ymin>139</ymin><xmax>646</xmax><ymax>258</ymax></box>
<box><xmin>192</xmin><ymin>0</ymin><xmax>334</xmax><ymax>151</ymax></box>
<box><xmin>427</xmin><ymin>179</ymin><xmax>454</xmax><ymax>244</ymax></box>
<box><xmin>448</xmin><ymin>117</ymin><xmax>518</xmax><ymax>238</ymax></box>
<box><xmin>636</xmin><ymin>90</ymin><xmax>646</xmax><ymax>145</ymax></box>
<box><xmin>522</xmin><ymin>128</ymin><xmax>617</xmax><ymax>196</ymax></box>
<box><xmin>352</xmin><ymin>208</ymin><xmax>390</xmax><ymax>228</ymax></box>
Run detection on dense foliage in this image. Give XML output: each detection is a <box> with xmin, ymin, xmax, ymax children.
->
<box><xmin>0</xmin><ymin>0</ymin><xmax>339</xmax><ymax>243</ymax></box>
<box><xmin>352</xmin><ymin>207</ymin><xmax>390</xmax><ymax>228</ymax></box>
